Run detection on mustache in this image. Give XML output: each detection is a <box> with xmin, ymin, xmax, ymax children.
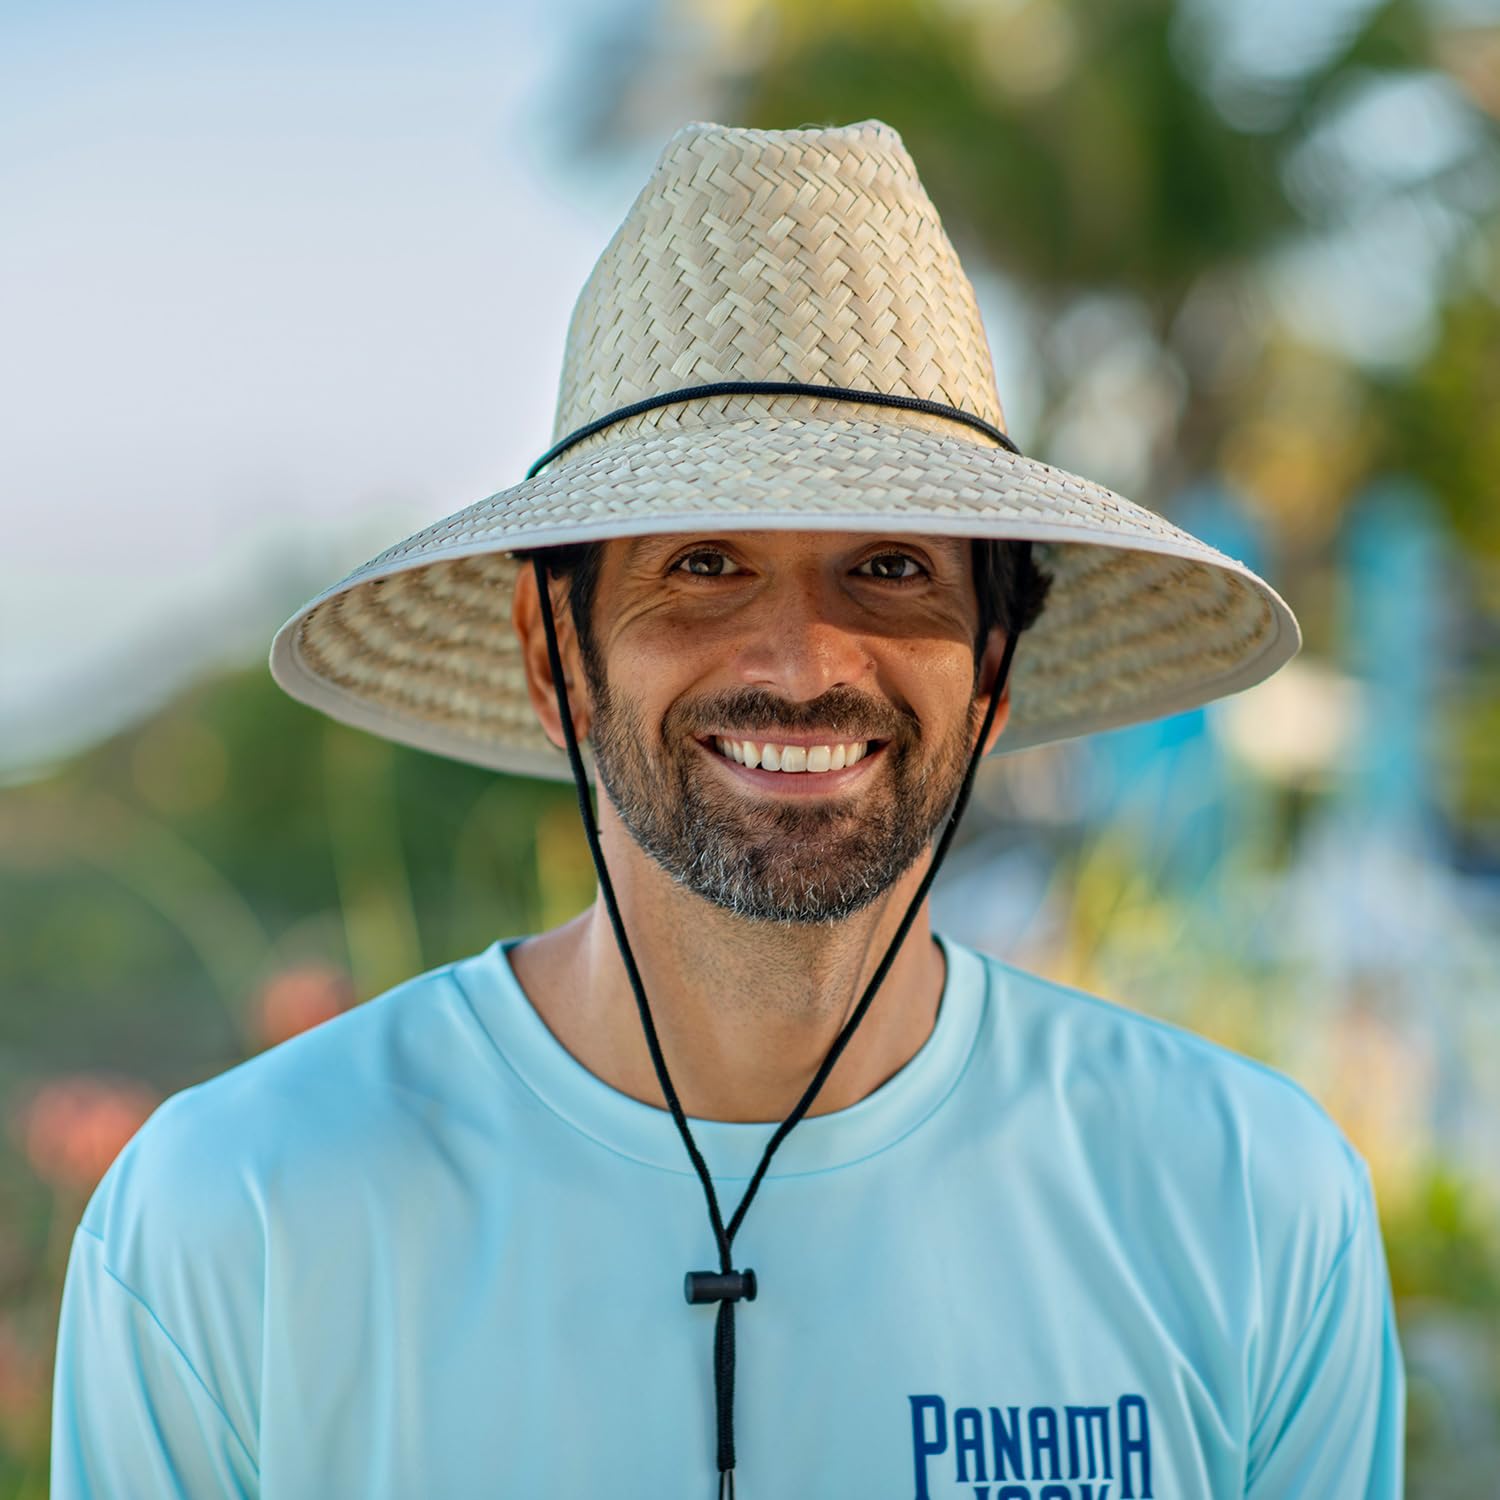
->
<box><xmin>667</xmin><ymin>685</ymin><xmax>921</xmax><ymax>743</ymax></box>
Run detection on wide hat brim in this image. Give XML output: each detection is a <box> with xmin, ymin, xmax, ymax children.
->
<box><xmin>268</xmin><ymin>404</ymin><xmax>1300</xmax><ymax>782</ymax></box>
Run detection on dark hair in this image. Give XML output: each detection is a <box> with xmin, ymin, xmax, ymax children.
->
<box><xmin>522</xmin><ymin>537</ymin><xmax>1051</xmax><ymax>669</ymax></box>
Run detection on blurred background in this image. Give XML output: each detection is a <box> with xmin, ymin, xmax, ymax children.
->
<box><xmin>3</xmin><ymin>0</ymin><xmax>1499</xmax><ymax>1491</ymax></box>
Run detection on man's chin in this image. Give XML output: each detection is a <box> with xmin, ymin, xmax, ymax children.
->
<box><xmin>660</xmin><ymin>825</ymin><xmax>924</xmax><ymax>925</ymax></box>
<box><xmin>678</xmin><ymin>869</ymin><xmax>896</xmax><ymax>926</ymax></box>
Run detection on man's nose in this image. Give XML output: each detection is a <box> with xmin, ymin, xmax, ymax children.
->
<box><xmin>732</xmin><ymin>577</ymin><xmax>874</xmax><ymax>702</ymax></box>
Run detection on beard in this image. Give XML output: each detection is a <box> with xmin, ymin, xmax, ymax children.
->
<box><xmin>583</xmin><ymin>662</ymin><xmax>979</xmax><ymax>925</ymax></box>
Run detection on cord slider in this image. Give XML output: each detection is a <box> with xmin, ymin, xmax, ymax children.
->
<box><xmin>684</xmin><ymin>1269</ymin><xmax>757</xmax><ymax>1305</ymax></box>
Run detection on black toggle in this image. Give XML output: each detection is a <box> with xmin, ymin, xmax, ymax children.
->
<box><xmin>685</xmin><ymin>1270</ymin><xmax>758</xmax><ymax>1305</ymax></box>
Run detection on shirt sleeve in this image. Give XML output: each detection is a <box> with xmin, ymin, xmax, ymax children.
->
<box><xmin>51</xmin><ymin>1226</ymin><xmax>260</xmax><ymax>1500</ymax></box>
<box><xmin>1244</xmin><ymin>1160</ymin><xmax>1405</xmax><ymax>1498</ymax></box>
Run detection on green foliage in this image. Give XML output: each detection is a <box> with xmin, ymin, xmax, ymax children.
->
<box><xmin>1374</xmin><ymin>278</ymin><xmax>1500</xmax><ymax>561</ymax></box>
<box><xmin>727</xmin><ymin>0</ymin><xmax>1296</xmax><ymax>300</ymax></box>
<box><xmin>1386</xmin><ymin>1164</ymin><xmax>1500</xmax><ymax>1308</ymax></box>
<box><xmin>0</xmin><ymin>665</ymin><xmax>586</xmax><ymax>1091</ymax></box>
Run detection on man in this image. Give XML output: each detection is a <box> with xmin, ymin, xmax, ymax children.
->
<box><xmin>53</xmin><ymin>119</ymin><xmax>1403</xmax><ymax>1497</ymax></box>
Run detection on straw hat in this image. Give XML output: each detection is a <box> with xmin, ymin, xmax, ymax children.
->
<box><xmin>268</xmin><ymin>118</ymin><xmax>1300</xmax><ymax>778</ymax></box>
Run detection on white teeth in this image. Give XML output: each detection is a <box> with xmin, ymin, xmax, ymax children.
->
<box><xmin>714</xmin><ymin>737</ymin><xmax>875</xmax><ymax>772</ymax></box>
<box><xmin>714</xmin><ymin>738</ymin><xmax>873</xmax><ymax>773</ymax></box>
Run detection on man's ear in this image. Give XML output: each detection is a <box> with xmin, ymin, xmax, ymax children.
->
<box><xmin>973</xmin><ymin>626</ymin><xmax>1013</xmax><ymax>758</ymax></box>
<box><xmin>511</xmin><ymin>561</ymin><xmax>594</xmax><ymax>749</ymax></box>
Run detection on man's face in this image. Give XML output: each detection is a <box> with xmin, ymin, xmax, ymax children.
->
<box><xmin>571</xmin><ymin>530</ymin><xmax>1003</xmax><ymax>924</ymax></box>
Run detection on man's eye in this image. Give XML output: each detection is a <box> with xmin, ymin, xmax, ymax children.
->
<box><xmin>857</xmin><ymin>553</ymin><xmax>925</xmax><ymax>581</ymax></box>
<box><xmin>674</xmin><ymin>550</ymin><xmax>741</xmax><ymax>577</ymax></box>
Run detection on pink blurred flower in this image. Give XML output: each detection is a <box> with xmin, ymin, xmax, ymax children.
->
<box><xmin>252</xmin><ymin>962</ymin><xmax>356</xmax><ymax>1048</ymax></box>
<box><xmin>15</xmin><ymin>1075</ymin><xmax>160</xmax><ymax>1193</ymax></box>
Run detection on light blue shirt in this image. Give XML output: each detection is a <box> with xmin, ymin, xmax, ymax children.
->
<box><xmin>53</xmin><ymin>935</ymin><xmax>1404</xmax><ymax>1497</ymax></box>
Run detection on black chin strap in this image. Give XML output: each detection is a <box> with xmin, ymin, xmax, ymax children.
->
<box><xmin>531</xmin><ymin>554</ymin><xmax>1021</xmax><ymax>1495</ymax></box>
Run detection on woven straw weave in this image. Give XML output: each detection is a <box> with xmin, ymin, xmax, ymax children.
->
<box><xmin>269</xmin><ymin>119</ymin><xmax>1299</xmax><ymax>781</ymax></box>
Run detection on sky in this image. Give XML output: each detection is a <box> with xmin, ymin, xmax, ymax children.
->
<box><xmin>0</xmin><ymin>0</ymin><xmax>663</xmax><ymax>780</ymax></box>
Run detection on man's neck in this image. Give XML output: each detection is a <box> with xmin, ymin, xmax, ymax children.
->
<box><xmin>508</xmin><ymin>804</ymin><xmax>947</xmax><ymax>1124</ymax></box>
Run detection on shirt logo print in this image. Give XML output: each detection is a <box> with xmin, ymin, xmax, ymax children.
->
<box><xmin>909</xmin><ymin>1393</ymin><xmax>1155</xmax><ymax>1498</ymax></box>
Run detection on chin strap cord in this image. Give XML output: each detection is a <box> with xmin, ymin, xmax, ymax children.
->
<box><xmin>522</xmin><ymin>379</ymin><xmax>1021</xmax><ymax>483</ymax></box>
<box><xmin>533</xmin><ymin>554</ymin><xmax>1022</xmax><ymax>1493</ymax></box>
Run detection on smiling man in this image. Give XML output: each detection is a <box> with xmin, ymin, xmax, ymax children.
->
<box><xmin>53</xmin><ymin>120</ymin><xmax>1404</xmax><ymax>1499</ymax></box>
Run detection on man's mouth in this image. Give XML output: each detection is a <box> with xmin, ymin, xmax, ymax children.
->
<box><xmin>707</xmin><ymin>736</ymin><xmax>877</xmax><ymax>774</ymax></box>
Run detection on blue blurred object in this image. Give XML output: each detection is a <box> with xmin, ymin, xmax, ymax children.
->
<box><xmin>1080</xmin><ymin>481</ymin><xmax>1269</xmax><ymax>888</ymax></box>
<box><xmin>1338</xmin><ymin>478</ymin><xmax>1446</xmax><ymax>844</ymax></box>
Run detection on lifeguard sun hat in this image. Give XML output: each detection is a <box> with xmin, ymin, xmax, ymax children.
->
<box><xmin>268</xmin><ymin>118</ymin><xmax>1301</xmax><ymax>1497</ymax></box>
<box><xmin>269</xmin><ymin>118</ymin><xmax>1298</xmax><ymax>783</ymax></box>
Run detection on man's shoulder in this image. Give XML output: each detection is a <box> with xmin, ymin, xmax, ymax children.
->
<box><xmin>80</xmin><ymin>946</ymin><xmax>504</xmax><ymax>1287</ymax></box>
<box><xmin>958</xmin><ymin>940</ymin><xmax>1371</xmax><ymax>1251</ymax></box>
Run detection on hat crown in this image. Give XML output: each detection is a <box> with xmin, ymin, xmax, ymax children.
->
<box><xmin>550</xmin><ymin>119</ymin><xmax>1006</xmax><ymax>454</ymax></box>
